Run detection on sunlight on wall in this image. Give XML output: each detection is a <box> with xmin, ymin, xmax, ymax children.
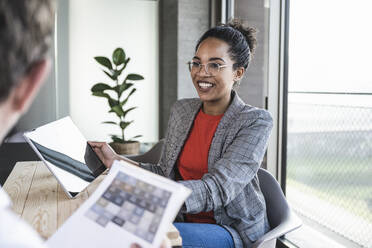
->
<box><xmin>69</xmin><ymin>0</ymin><xmax>159</xmax><ymax>143</ymax></box>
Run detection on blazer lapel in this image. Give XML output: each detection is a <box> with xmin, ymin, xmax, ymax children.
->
<box><xmin>165</xmin><ymin>100</ymin><xmax>202</xmax><ymax>177</ymax></box>
<box><xmin>208</xmin><ymin>91</ymin><xmax>246</xmax><ymax>168</ymax></box>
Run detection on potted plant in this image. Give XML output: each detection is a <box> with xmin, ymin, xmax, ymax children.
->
<box><xmin>91</xmin><ymin>47</ymin><xmax>144</xmax><ymax>155</ymax></box>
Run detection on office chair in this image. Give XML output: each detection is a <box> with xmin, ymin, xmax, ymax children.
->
<box><xmin>126</xmin><ymin>139</ymin><xmax>165</xmax><ymax>164</ymax></box>
<box><xmin>252</xmin><ymin>168</ymin><xmax>302</xmax><ymax>248</ymax></box>
<box><xmin>128</xmin><ymin>140</ymin><xmax>302</xmax><ymax>248</ymax></box>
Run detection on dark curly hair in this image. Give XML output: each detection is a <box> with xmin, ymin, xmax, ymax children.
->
<box><xmin>0</xmin><ymin>0</ymin><xmax>55</xmax><ymax>103</ymax></box>
<box><xmin>196</xmin><ymin>19</ymin><xmax>257</xmax><ymax>71</ymax></box>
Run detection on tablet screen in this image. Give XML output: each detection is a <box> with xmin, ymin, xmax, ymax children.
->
<box><xmin>24</xmin><ymin>117</ymin><xmax>106</xmax><ymax>197</ymax></box>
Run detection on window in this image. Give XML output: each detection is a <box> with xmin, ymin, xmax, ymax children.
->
<box><xmin>285</xmin><ymin>0</ymin><xmax>372</xmax><ymax>247</ymax></box>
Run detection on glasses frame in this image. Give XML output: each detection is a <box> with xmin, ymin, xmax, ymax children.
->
<box><xmin>187</xmin><ymin>61</ymin><xmax>228</xmax><ymax>75</ymax></box>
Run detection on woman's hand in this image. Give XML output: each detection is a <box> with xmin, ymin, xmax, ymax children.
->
<box><xmin>160</xmin><ymin>237</ymin><xmax>171</xmax><ymax>248</ymax></box>
<box><xmin>88</xmin><ymin>141</ymin><xmax>139</xmax><ymax>168</ymax></box>
<box><xmin>88</xmin><ymin>141</ymin><xmax>119</xmax><ymax>168</ymax></box>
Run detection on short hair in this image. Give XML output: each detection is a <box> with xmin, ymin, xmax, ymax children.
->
<box><xmin>0</xmin><ymin>0</ymin><xmax>55</xmax><ymax>103</ymax></box>
<box><xmin>196</xmin><ymin>19</ymin><xmax>257</xmax><ymax>70</ymax></box>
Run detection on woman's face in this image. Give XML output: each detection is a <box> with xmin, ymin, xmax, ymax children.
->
<box><xmin>190</xmin><ymin>37</ymin><xmax>242</xmax><ymax>103</ymax></box>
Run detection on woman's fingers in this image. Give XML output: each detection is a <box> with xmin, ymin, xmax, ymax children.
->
<box><xmin>87</xmin><ymin>141</ymin><xmax>116</xmax><ymax>168</ymax></box>
<box><xmin>88</xmin><ymin>141</ymin><xmax>111</xmax><ymax>152</ymax></box>
<box><xmin>87</xmin><ymin>141</ymin><xmax>140</xmax><ymax>168</ymax></box>
<box><xmin>160</xmin><ymin>237</ymin><xmax>171</xmax><ymax>248</ymax></box>
<box><xmin>88</xmin><ymin>141</ymin><xmax>105</xmax><ymax>148</ymax></box>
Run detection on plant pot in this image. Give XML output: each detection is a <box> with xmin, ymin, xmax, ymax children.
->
<box><xmin>109</xmin><ymin>141</ymin><xmax>140</xmax><ymax>155</ymax></box>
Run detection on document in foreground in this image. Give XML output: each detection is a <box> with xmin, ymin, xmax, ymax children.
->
<box><xmin>47</xmin><ymin>160</ymin><xmax>191</xmax><ymax>248</ymax></box>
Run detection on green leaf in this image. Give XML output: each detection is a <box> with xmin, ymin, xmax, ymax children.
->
<box><xmin>102</xmin><ymin>121</ymin><xmax>117</xmax><ymax>125</ymax></box>
<box><xmin>92</xmin><ymin>91</ymin><xmax>110</xmax><ymax>98</ymax></box>
<box><xmin>129</xmin><ymin>135</ymin><xmax>142</xmax><ymax>141</ymax></box>
<box><xmin>127</xmin><ymin>87</ymin><xmax>136</xmax><ymax>98</ymax></box>
<box><xmin>119</xmin><ymin>83</ymin><xmax>133</xmax><ymax>96</ymax></box>
<box><xmin>116</xmin><ymin>57</ymin><xmax>130</xmax><ymax>74</ymax></box>
<box><xmin>108</xmin><ymin>98</ymin><xmax>119</xmax><ymax>108</ymax></box>
<box><xmin>123</xmin><ymin>107</ymin><xmax>137</xmax><ymax>117</ymax></box>
<box><xmin>103</xmin><ymin>70</ymin><xmax>117</xmax><ymax>81</ymax></box>
<box><xmin>112</xmin><ymin>137</ymin><xmax>124</xmax><ymax>143</ymax></box>
<box><xmin>125</xmin><ymin>57</ymin><xmax>131</xmax><ymax>65</ymax></box>
<box><xmin>112</xmin><ymin>48</ymin><xmax>126</xmax><ymax>66</ymax></box>
<box><xmin>94</xmin><ymin>56</ymin><xmax>112</xmax><ymax>70</ymax></box>
<box><xmin>119</xmin><ymin>121</ymin><xmax>133</xmax><ymax>130</ymax></box>
<box><xmin>126</xmin><ymin>74</ymin><xmax>144</xmax><ymax>81</ymax></box>
<box><xmin>91</xmin><ymin>83</ymin><xmax>111</xmax><ymax>92</ymax></box>
<box><xmin>120</xmin><ymin>88</ymin><xmax>136</xmax><ymax>106</ymax></box>
<box><xmin>112</xmin><ymin>85</ymin><xmax>120</xmax><ymax>94</ymax></box>
<box><xmin>111</xmin><ymin>105</ymin><xmax>124</xmax><ymax>117</ymax></box>
<box><xmin>92</xmin><ymin>92</ymin><xmax>119</xmax><ymax>111</ymax></box>
<box><xmin>113</xmin><ymin>69</ymin><xmax>121</xmax><ymax>78</ymax></box>
<box><xmin>110</xmin><ymin>135</ymin><xmax>124</xmax><ymax>143</ymax></box>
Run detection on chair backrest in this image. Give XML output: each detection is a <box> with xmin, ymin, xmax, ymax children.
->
<box><xmin>257</xmin><ymin>168</ymin><xmax>290</xmax><ymax>229</ymax></box>
<box><xmin>128</xmin><ymin>139</ymin><xmax>165</xmax><ymax>164</ymax></box>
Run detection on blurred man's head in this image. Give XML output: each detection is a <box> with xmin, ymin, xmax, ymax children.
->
<box><xmin>0</xmin><ymin>0</ymin><xmax>55</xmax><ymax>141</ymax></box>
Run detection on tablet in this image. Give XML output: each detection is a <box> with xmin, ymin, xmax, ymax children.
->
<box><xmin>23</xmin><ymin>116</ymin><xmax>106</xmax><ymax>198</ymax></box>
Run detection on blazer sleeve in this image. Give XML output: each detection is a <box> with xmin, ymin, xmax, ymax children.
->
<box><xmin>138</xmin><ymin>157</ymin><xmax>166</xmax><ymax>177</ymax></box>
<box><xmin>178</xmin><ymin>109</ymin><xmax>273</xmax><ymax>214</ymax></box>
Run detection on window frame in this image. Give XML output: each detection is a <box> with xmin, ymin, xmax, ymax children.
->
<box><xmin>266</xmin><ymin>0</ymin><xmax>289</xmax><ymax>190</ymax></box>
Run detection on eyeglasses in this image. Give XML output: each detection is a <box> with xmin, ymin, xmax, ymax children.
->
<box><xmin>187</xmin><ymin>61</ymin><xmax>228</xmax><ymax>75</ymax></box>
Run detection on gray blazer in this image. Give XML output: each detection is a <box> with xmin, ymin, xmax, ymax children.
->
<box><xmin>140</xmin><ymin>91</ymin><xmax>273</xmax><ymax>247</ymax></box>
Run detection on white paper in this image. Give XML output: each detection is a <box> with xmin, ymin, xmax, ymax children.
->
<box><xmin>47</xmin><ymin>160</ymin><xmax>191</xmax><ymax>248</ymax></box>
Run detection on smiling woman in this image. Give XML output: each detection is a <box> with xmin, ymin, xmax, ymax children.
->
<box><xmin>187</xmin><ymin>21</ymin><xmax>256</xmax><ymax>117</ymax></box>
<box><xmin>90</xmin><ymin>19</ymin><xmax>273</xmax><ymax>248</ymax></box>
<box><xmin>167</xmin><ymin>20</ymin><xmax>272</xmax><ymax>248</ymax></box>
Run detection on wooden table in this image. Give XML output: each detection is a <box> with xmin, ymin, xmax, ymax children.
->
<box><xmin>3</xmin><ymin>161</ymin><xmax>181</xmax><ymax>246</ymax></box>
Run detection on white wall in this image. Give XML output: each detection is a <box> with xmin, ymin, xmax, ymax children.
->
<box><xmin>69</xmin><ymin>0</ymin><xmax>159</xmax><ymax>143</ymax></box>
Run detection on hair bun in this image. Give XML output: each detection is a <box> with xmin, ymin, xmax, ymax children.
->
<box><xmin>226</xmin><ymin>19</ymin><xmax>257</xmax><ymax>55</ymax></box>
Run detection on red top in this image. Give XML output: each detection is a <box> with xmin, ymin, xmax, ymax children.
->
<box><xmin>177</xmin><ymin>109</ymin><xmax>224</xmax><ymax>224</ymax></box>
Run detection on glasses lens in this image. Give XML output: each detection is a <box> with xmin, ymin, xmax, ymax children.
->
<box><xmin>189</xmin><ymin>61</ymin><xmax>200</xmax><ymax>73</ymax></box>
<box><xmin>206</xmin><ymin>63</ymin><xmax>220</xmax><ymax>75</ymax></box>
